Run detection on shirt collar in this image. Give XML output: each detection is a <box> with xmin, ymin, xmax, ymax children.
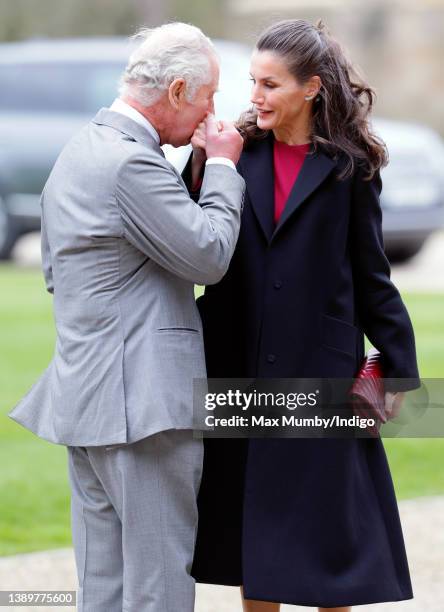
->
<box><xmin>109</xmin><ymin>98</ymin><xmax>160</xmax><ymax>145</ymax></box>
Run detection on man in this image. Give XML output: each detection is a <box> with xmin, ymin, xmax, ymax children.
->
<box><xmin>9</xmin><ymin>23</ymin><xmax>245</xmax><ymax>612</ymax></box>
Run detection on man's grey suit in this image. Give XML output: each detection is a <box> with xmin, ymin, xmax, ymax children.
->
<box><xmin>10</xmin><ymin>108</ymin><xmax>244</xmax><ymax>445</ymax></box>
<box><xmin>9</xmin><ymin>108</ymin><xmax>245</xmax><ymax>611</ymax></box>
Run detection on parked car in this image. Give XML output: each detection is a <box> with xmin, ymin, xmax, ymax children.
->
<box><xmin>374</xmin><ymin>118</ymin><xmax>444</xmax><ymax>261</ymax></box>
<box><xmin>0</xmin><ymin>37</ymin><xmax>443</xmax><ymax>261</ymax></box>
<box><xmin>0</xmin><ymin>37</ymin><xmax>251</xmax><ymax>259</ymax></box>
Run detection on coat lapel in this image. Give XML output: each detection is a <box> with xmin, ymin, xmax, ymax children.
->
<box><xmin>272</xmin><ymin>146</ymin><xmax>337</xmax><ymax>239</ymax></box>
<box><xmin>240</xmin><ymin>136</ymin><xmax>275</xmax><ymax>243</ymax></box>
<box><xmin>241</xmin><ymin>136</ymin><xmax>338</xmax><ymax>243</ymax></box>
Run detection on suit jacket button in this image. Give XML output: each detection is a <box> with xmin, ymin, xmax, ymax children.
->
<box><xmin>267</xmin><ymin>354</ymin><xmax>276</xmax><ymax>363</ymax></box>
<box><xmin>274</xmin><ymin>280</ymin><xmax>282</xmax><ymax>289</ymax></box>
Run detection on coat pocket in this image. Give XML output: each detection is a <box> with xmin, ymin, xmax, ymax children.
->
<box><xmin>321</xmin><ymin>314</ymin><xmax>357</xmax><ymax>358</ymax></box>
<box><xmin>156</xmin><ymin>327</ymin><xmax>199</xmax><ymax>333</ymax></box>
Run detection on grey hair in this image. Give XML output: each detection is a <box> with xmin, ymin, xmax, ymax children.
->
<box><xmin>119</xmin><ymin>22</ymin><xmax>216</xmax><ymax>107</ymax></box>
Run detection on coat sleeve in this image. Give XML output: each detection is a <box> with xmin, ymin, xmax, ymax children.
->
<box><xmin>350</xmin><ymin>167</ymin><xmax>420</xmax><ymax>391</ymax></box>
<box><xmin>40</xmin><ymin>196</ymin><xmax>54</xmax><ymax>295</ymax></box>
<box><xmin>181</xmin><ymin>151</ymin><xmax>202</xmax><ymax>203</ymax></box>
<box><xmin>116</xmin><ymin>152</ymin><xmax>245</xmax><ymax>286</ymax></box>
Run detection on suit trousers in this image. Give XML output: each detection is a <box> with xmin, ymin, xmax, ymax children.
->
<box><xmin>67</xmin><ymin>429</ymin><xmax>203</xmax><ymax>612</ymax></box>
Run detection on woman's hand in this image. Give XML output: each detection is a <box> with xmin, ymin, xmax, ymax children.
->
<box><xmin>384</xmin><ymin>391</ymin><xmax>405</xmax><ymax>420</ymax></box>
<box><xmin>191</xmin><ymin>119</ymin><xmax>207</xmax><ymax>157</ymax></box>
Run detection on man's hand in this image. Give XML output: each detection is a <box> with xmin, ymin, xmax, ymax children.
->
<box><xmin>205</xmin><ymin>114</ymin><xmax>243</xmax><ymax>166</ymax></box>
<box><xmin>385</xmin><ymin>391</ymin><xmax>405</xmax><ymax>420</ymax></box>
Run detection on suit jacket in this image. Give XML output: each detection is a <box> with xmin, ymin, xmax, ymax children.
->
<box><xmin>9</xmin><ymin>108</ymin><xmax>245</xmax><ymax>446</ymax></box>
<box><xmin>197</xmin><ymin>135</ymin><xmax>420</xmax><ymax>389</ymax></box>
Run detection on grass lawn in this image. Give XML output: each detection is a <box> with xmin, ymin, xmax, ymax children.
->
<box><xmin>1</xmin><ymin>264</ymin><xmax>443</xmax><ymax>555</ymax></box>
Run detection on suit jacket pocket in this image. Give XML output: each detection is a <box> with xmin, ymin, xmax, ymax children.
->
<box><xmin>156</xmin><ymin>327</ymin><xmax>199</xmax><ymax>333</ymax></box>
<box><xmin>321</xmin><ymin>314</ymin><xmax>357</xmax><ymax>358</ymax></box>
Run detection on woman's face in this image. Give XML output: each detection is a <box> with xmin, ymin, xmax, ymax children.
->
<box><xmin>249</xmin><ymin>49</ymin><xmax>318</xmax><ymax>137</ymax></box>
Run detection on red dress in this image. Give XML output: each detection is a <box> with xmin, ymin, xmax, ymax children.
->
<box><xmin>273</xmin><ymin>140</ymin><xmax>309</xmax><ymax>224</ymax></box>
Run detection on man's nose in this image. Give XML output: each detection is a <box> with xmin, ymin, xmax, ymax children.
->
<box><xmin>208</xmin><ymin>99</ymin><xmax>215</xmax><ymax>114</ymax></box>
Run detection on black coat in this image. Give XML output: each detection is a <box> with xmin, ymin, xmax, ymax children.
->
<box><xmin>190</xmin><ymin>136</ymin><xmax>419</xmax><ymax>607</ymax></box>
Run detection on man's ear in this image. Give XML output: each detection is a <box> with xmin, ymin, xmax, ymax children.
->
<box><xmin>168</xmin><ymin>78</ymin><xmax>186</xmax><ymax>110</ymax></box>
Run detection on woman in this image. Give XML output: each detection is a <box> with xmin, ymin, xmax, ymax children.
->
<box><xmin>188</xmin><ymin>19</ymin><xmax>420</xmax><ymax>611</ymax></box>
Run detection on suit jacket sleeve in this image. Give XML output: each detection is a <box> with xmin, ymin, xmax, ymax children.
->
<box><xmin>40</xmin><ymin>195</ymin><xmax>54</xmax><ymax>295</ymax></box>
<box><xmin>116</xmin><ymin>152</ymin><xmax>245</xmax><ymax>286</ymax></box>
<box><xmin>182</xmin><ymin>152</ymin><xmax>243</xmax><ymax>202</ymax></box>
<box><xmin>350</xmin><ymin>167</ymin><xmax>420</xmax><ymax>391</ymax></box>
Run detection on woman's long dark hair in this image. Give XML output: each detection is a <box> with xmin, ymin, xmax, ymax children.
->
<box><xmin>237</xmin><ymin>19</ymin><xmax>388</xmax><ymax>180</ymax></box>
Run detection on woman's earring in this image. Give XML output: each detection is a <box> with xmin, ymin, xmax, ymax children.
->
<box><xmin>304</xmin><ymin>94</ymin><xmax>316</xmax><ymax>101</ymax></box>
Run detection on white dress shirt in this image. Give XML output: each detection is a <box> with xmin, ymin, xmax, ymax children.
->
<box><xmin>110</xmin><ymin>98</ymin><xmax>160</xmax><ymax>144</ymax></box>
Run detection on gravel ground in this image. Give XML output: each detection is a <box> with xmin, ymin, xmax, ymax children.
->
<box><xmin>0</xmin><ymin>496</ymin><xmax>443</xmax><ymax>612</ymax></box>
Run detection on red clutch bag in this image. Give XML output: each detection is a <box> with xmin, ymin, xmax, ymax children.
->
<box><xmin>349</xmin><ymin>348</ymin><xmax>386</xmax><ymax>436</ymax></box>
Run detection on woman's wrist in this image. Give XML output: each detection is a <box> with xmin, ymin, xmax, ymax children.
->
<box><xmin>192</xmin><ymin>147</ymin><xmax>206</xmax><ymax>163</ymax></box>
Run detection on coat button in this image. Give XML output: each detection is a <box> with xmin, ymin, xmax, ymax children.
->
<box><xmin>274</xmin><ymin>280</ymin><xmax>282</xmax><ymax>289</ymax></box>
<box><xmin>267</xmin><ymin>354</ymin><xmax>276</xmax><ymax>363</ymax></box>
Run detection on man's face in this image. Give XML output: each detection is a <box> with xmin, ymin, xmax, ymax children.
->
<box><xmin>164</xmin><ymin>54</ymin><xmax>219</xmax><ymax>147</ymax></box>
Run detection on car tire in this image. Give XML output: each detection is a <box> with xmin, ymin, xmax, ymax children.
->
<box><xmin>0</xmin><ymin>196</ymin><xmax>19</xmax><ymax>260</ymax></box>
<box><xmin>386</xmin><ymin>240</ymin><xmax>426</xmax><ymax>264</ymax></box>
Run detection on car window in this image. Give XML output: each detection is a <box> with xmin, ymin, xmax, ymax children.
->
<box><xmin>0</xmin><ymin>62</ymin><xmax>124</xmax><ymax>113</ymax></box>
